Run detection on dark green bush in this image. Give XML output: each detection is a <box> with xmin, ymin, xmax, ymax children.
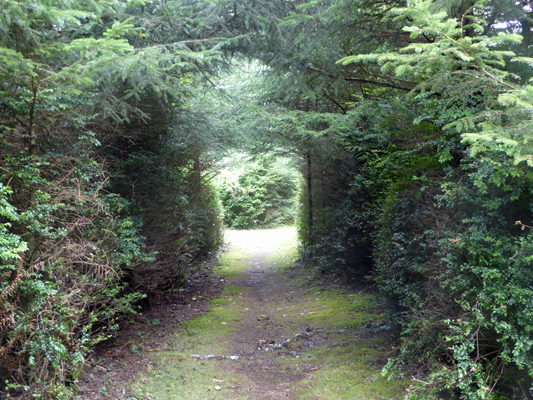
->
<box><xmin>375</xmin><ymin>151</ymin><xmax>533</xmax><ymax>398</ymax></box>
<box><xmin>294</xmin><ymin>96</ymin><xmax>533</xmax><ymax>397</ymax></box>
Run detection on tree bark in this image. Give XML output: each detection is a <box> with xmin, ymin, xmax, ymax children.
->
<box><xmin>307</xmin><ymin>150</ymin><xmax>313</xmax><ymax>231</ymax></box>
<box><xmin>28</xmin><ymin>80</ymin><xmax>38</xmax><ymax>157</ymax></box>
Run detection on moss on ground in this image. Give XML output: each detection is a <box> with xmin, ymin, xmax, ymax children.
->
<box><xmin>128</xmin><ymin>356</ymin><xmax>252</xmax><ymax>400</ymax></box>
<box><xmin>126</xmin><ymin>227</ymin><xmax>407</xmax><ymax>399</ymax></box>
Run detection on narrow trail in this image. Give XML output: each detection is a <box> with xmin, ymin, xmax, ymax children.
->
<box><xmin>129</xmin><ymin>227</ymin><xmax>407</xmax><ymax>399</ymax></box>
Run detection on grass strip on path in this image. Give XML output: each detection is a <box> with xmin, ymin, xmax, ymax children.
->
<box><xmin>126</xmin><ymin>227</ymin><xmax>408</xmax><ymax>399</ymax></box>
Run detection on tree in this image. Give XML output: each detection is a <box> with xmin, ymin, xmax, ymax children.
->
<box><xmin>336</xmin><ymin>1</ymin><xmax>533</xmax><ymax>397</ymax></box>
<box><xmin>0</xmin><ymin>1</ymin><xmax>226</xmax><ymax>396</ymax></box>
<box><xmin>218</xmin><ymin>155</ymin><xmax>298</xmax><ymax>229</ymax></box>
<box><xmin>339</xmin><ymin>0</ymin><xmax>533</xmax><ymax>165</ymax></box>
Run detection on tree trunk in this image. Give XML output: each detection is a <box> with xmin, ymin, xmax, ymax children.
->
<box><xmin>307</xmin><ymin>150</ymin><xmax>313</xmax><ymax>231</ymax></box>
<box><xmin>190</xmin><ymin>150</ymin><xmax>202</xmax><ymax>207</ymax></box>
<box><xmin>28</xmin><ymin>82</ymin><xmax>38</xmax><ymax>156</ymax></box>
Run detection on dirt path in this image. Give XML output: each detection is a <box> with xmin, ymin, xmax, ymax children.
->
<box><xmin>85</xmin><ymin>227</ymin><xmax>407</xmax><ymax>399</ymax></box>
<box><xmin>216</xmin><ymin>229</ymin><xmax>311</xmax><ymax>398</ymax></box>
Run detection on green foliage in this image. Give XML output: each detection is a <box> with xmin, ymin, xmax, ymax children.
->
<box><xmin>289</xmin><ymin>90</ymin><xmax>533</xmax><ymax>397</ymax></box>
<box><xmin>378</xmin><ymin>152</ymin><xmax>533</xmax><ymax>399</ymax></box>
<box><xmin>318</xmin><ymin>2</ymin><xmax>533</xmax><ymax>396</ymax></box>
<box><xmin>0</xmin><ymin>185</ymin><xmax>28</xmax><ymax>265</ymax></box>
<box><xmin>462</xmin><ymin>81</ymin><xmax>533</xmax><ymax>166</ymax></box>
<box><xmin>2</xmin><ymin>0</ymin><xmax>533</xmax><ymax>397</ymax></box>
<box><xmin>218</xmin><ymin>156</ymin><xmax>298</xmax><ymax>229</ymax></box>
<box><xmin>0</xmin><ymin>0</ymin><xmax>226</xmax><ymax>397</ymax></box>
<box><xmin>339</xmin><ymin>0</ymin><xmax>533</xmax><ymax>166</ymax></box>
<box><xmin>0</xmin><ymin>154</ymin><xmax>149</xmax><ymax>398</ymax></box>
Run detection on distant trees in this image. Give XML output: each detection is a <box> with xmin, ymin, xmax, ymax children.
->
<box><xmin>218</xmin><ymin>156</ymin><xmax>298</xmax><ymax>229</ymax></box>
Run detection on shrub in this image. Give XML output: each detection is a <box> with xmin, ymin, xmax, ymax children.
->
<box><xmin>219</xmin><ymin>157</ymin><xmax>298</xmax><ymax>229</ymax></box>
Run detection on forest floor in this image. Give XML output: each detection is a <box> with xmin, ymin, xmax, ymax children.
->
<box><xmin>78</xmin><ymin>227</ymin><xmax>408</xmax><ymax>399</ymax></box>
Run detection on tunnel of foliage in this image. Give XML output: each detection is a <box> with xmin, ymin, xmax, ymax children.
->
<box><xmin>1</xmin><ymin>0</ymin><xmax>533</xmax><ymax>398</ymax></box>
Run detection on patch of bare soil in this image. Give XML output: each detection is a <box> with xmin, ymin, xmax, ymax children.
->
<box><xmin>223</xmin><ymin>254</ymin><xmax>307</xmax><ymax>399</ymax></box>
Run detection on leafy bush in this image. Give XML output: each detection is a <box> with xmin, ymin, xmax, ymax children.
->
<box><xmin>294</xmin><ymin>94</ymin><xmax>533</xmax><ymax>396</ymax></box>
<box><xmin>380</xmin><ymin>152</ymin><xmax>533</xmax><ymax>398</ymax></box>
<box><xmin>0</xmin><ymin>153</ymin><xmax>149</xmax><ymax>398</ymax></box>
<box><xmin>105</xmin><ymin>128</ymin><xmax>224</xmax><ymax>293</ymax></box>
<box><xmin>0</xmin><ymin>1</ymin><xmax>225</xmax><ymax>396</ymax></box>
<box><xmin>219</xmin><ymin>157</ymin><xmax>298</xmax><ymax>229</ymax></box>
